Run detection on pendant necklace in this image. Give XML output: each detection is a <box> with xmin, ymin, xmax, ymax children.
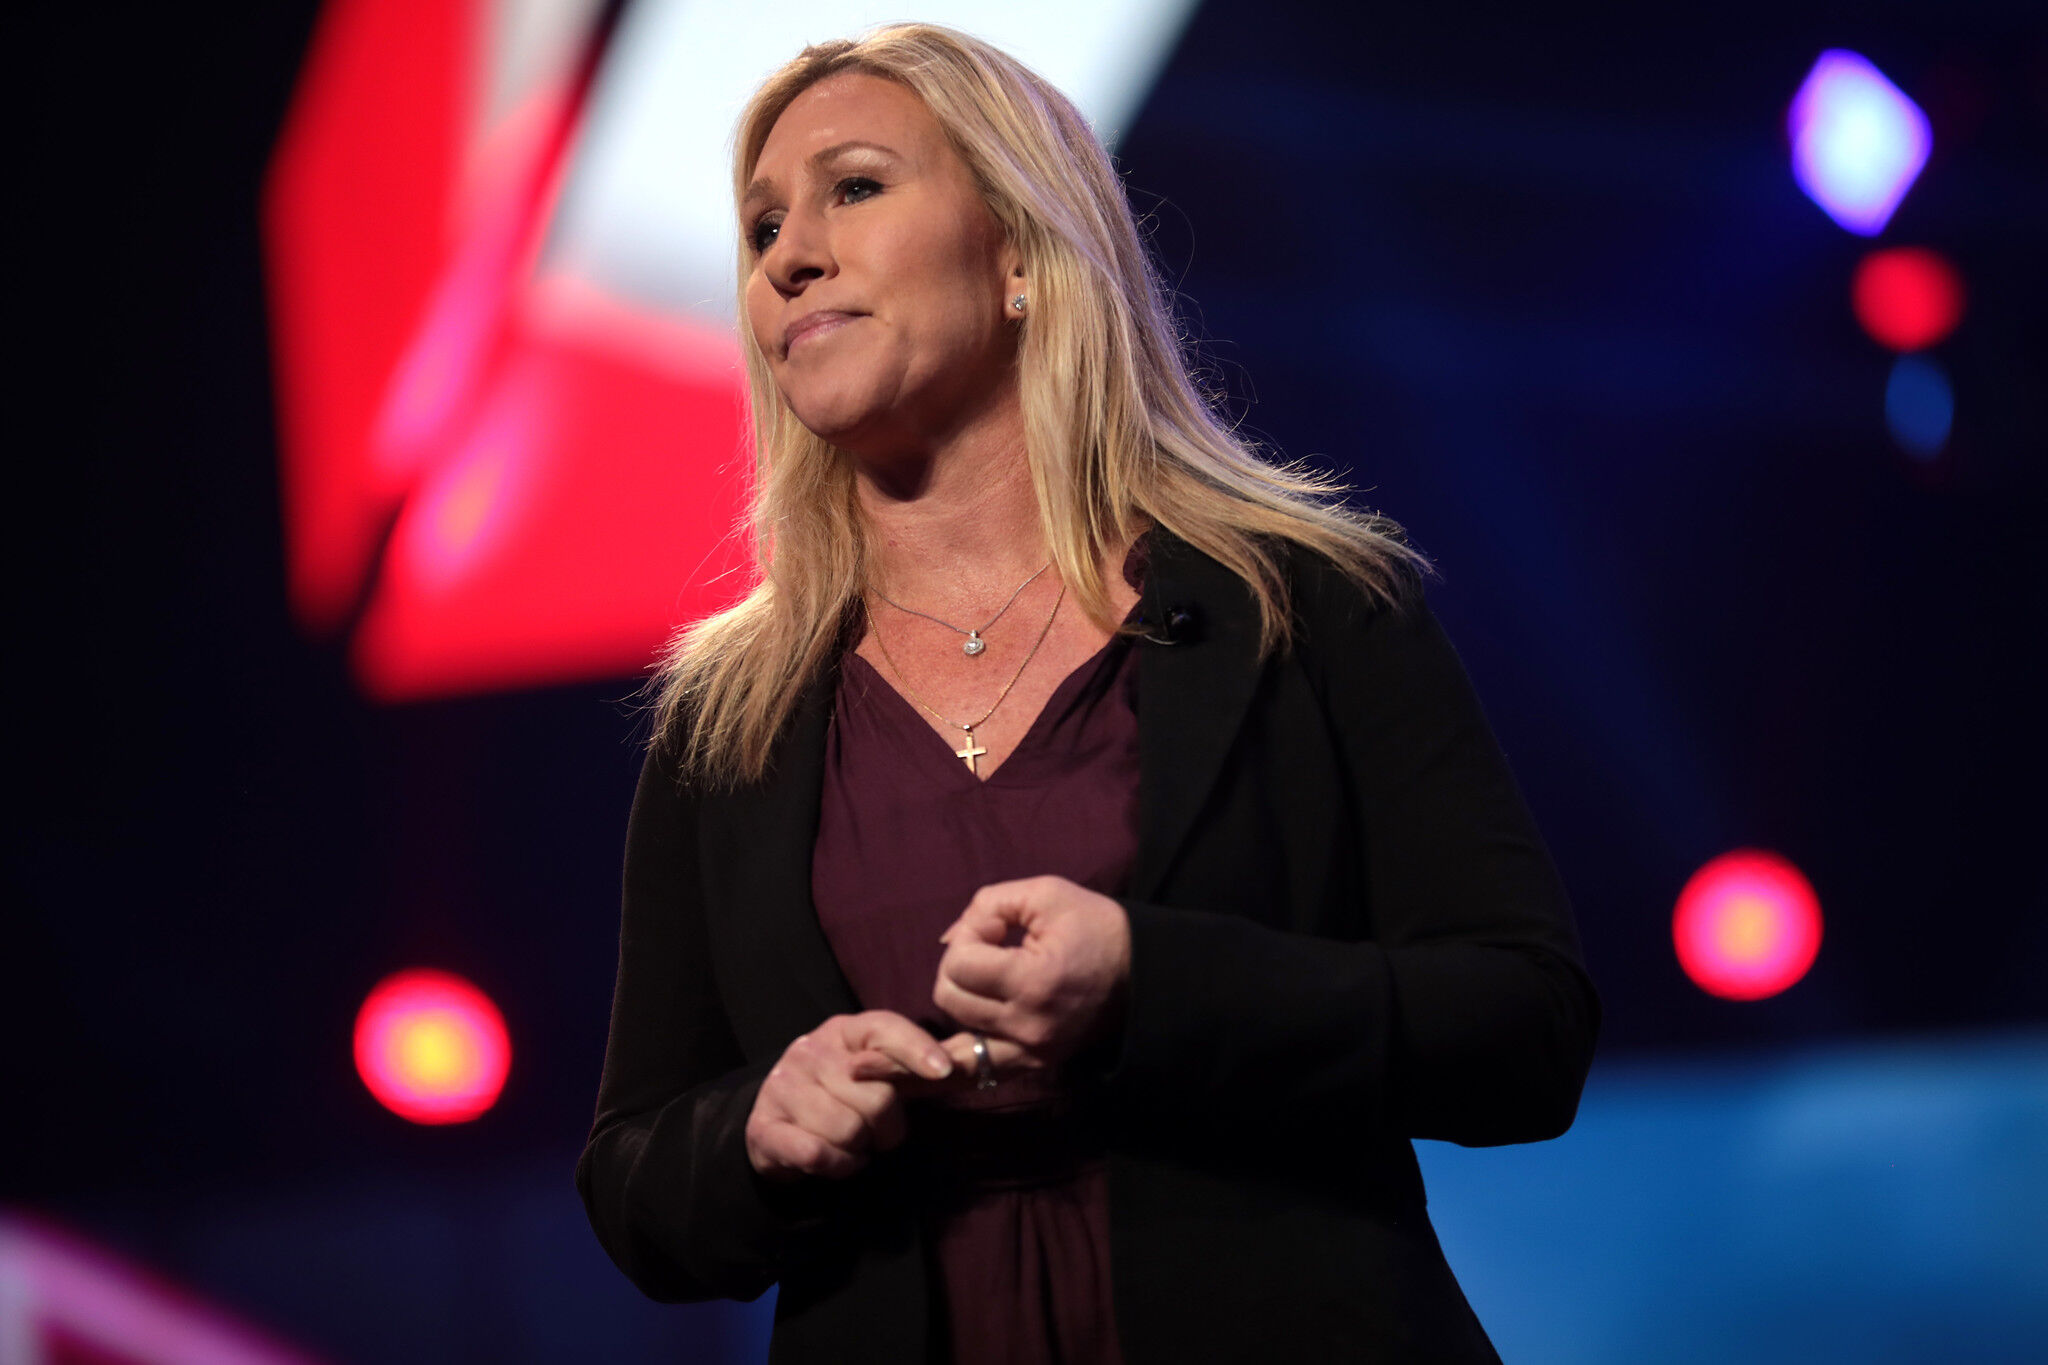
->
<box><xmin>862</xmin><ymin>579</ymin><xmax>1065</xmax><ymax>776</ymax></box>
<box><xmin>867</xmin><ymin>560</ymin><xmax>1052</xmax><ymax>658</ymax></box>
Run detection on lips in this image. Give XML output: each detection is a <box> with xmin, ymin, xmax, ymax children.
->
<box><xmin>783</xmin><ymin>309</ymin><xmax>861</xmax><ymax>354</ymax></box>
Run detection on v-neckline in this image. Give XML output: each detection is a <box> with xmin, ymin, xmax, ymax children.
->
<box><xmin>844</xmin><ymin>603</ymin><xmax>1140</xmax><ymax>788</ymax></box>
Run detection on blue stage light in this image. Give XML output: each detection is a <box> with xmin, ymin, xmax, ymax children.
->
<box><xmin>1788</xmin><ymin>51</ymin><xmax>1931</xmax><ymax>236</ymax></box>
<box><xmin>1884</xmin><ymin>355</ymin><xmax>1954</xmax><ymax>459</ymax></box>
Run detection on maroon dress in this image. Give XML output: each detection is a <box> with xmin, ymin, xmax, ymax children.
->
<box><xmin>810</xmin><ymin>603</ymin><xmax>1143</xmax><ymax>1365</ymax></box>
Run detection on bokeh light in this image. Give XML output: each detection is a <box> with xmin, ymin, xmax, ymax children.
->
<box><xmin>1852</xmin><ymin>246</ymin><xmax>1965</xmax><ymax>351</ymax></box>
<box><xmin>1885</xmin><ymin>355</ymin><xmax>1955</xmax><ymax>460</ymax></box>
<box><xmin>1672</xmin><ymin>849</ymin><xmax>1823</xmax><ymax>1000</ymax></box>
<box><xmin>1788</xmin><ymin>50</ymin><xmax>1931</xmax><ymax>235</ymax></box>
<box><xmin>353</xmin><ymin>968</ymin><xmax>511</xmax><ymax>1124</ymax></box>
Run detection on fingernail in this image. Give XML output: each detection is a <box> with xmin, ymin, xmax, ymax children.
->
<box><xmin>924</xmin><ymin>1051</ymin><xmax>952</xmax><ymax>1078</ymax></box>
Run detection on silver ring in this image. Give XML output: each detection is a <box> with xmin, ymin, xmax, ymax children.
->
<box><xmin>971</xmin><ymin>1033</ymin><xmax>998</xmax><ymax>1090</ymax></box>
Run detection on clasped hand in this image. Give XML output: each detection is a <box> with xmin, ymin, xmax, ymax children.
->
<box><xmin>744</xmin><ymin>875</ymin><xmax>1131</xmax><ymax>1182</ymax></box>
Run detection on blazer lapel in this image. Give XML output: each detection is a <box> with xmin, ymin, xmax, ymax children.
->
<box><xmin>699</xmin><ymin>668</ymin><xmax>863</xmax><ymax>1044</ymax></box>
<box><xmin>1127</xmin><ymin>529</ymin><xmax>1267</xmax><ymax>901</ymax></box>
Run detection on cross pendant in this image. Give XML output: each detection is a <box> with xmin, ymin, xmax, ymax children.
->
<box><xmin>955</xmin><ymin>732</ymin><xmax>988</xmax><ymax>775</ymax></box>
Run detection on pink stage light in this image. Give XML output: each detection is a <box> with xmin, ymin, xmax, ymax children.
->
<box><xmin>1672</xmin><ymin>849</ymin><xmax>1823</xmax><ymax>1001</ymax></box>
<box><xmin>353</xmin><ymin>968</ymin><xmax>511</xmax><ymax>1124</ymax></box>
<box><xmin>1851</xmin><ymin>246</ymin><xmax>1965</xmax><ymax>352</ymax></box>
<box><xmin>0</xmin><ymin>1212</ymin><xmax>329</xmax><ymax>1364</ymax></box>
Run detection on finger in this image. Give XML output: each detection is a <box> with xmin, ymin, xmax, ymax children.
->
<box><xmin>941</xmin><ymin>895</ymin><xmax>1018</xmax><ymax>947</ymax></box>
<box><xmin>937</xmin><ymin>1030</ymin><xmax>1040</xmax><ymax>1073</ymax></box>
<box><xmin>939</xmin><ymin>939</ymin><xmax>1031</xmax><ymax>1002</ymax></box>
<box><xmin>757</xmin><ymin>1120</ymin><xmax>865</xmax><ymax>1180</ymax></box>
<box><xmin>776</xmin><ymin>1079</ymin><xmax>878</xmax><ymax>1158</ymax></box>
<box><xmin>844</xmin><ymin>1054</ymin><xmax>964</xmax><ymax>1102</ymax></box>
<box><xmin>814</xmin><ymin>1067</ymin><xmax>906</xmax><ymax>1145</ymax></box>
<box><xmin>945</xmin><ymin>876</ymin><xmax>1064</xmax><ymax>945</ymax></box>
<box><xmin>933</xmin><ymin>969</ymin><xmax>1008</xmax><ymax>1034</ymax></box>
<box><xmin>840</xmin><ymin>1011</ymin><xmax>955</xmax><ymax>1080</ymax></box>
<box><xmin>846</xmin><ymin>1048</ymin><xmax>915</xmax><ymax>1083</ymax></box>
<box><xmin>890</xmin><ymin>1062</ymin><xmax>991</xmax><ymax>1100</ymax></box>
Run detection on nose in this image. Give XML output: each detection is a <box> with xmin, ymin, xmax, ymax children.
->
<box><xmin>763</xmin><ymin>203</ymin><xmax>833</xmax><ymax>297</ymax></box>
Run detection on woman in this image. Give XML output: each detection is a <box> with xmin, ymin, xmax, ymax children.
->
<box><xmin>576</xmin><ymin>22</ymin><xmax>1599</xmax><ymax>1365</ymax></box>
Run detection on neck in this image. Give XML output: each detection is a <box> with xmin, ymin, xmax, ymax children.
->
<box><xmin>852</xmin><ymin>387</ymin><xmax>1049</xmax><ymax>605</ymax></box>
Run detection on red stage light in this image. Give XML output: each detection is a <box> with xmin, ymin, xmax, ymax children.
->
<box><xmin>1851</xmin><ymin>246</ymin><xmax>1965</xmax><ymax>352</ymax></box>
<box><xmin>1672</xmin><ymin>849</ymin><xmax>1823</xmax><ymax>1001</ymax></box>
<box><xmin>353</xmin><ymin>968</ymin><xmax>511</xmax><ymax>1124</ymax></box>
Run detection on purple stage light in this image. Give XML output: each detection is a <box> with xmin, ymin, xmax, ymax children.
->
<box><xmin>1788</xmin><ymin>50</ymin><xmax>1931</xmax><ymax>235</ymax></box>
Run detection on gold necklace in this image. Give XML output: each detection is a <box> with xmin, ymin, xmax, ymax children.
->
<box><xmin>862</xmin><ymin>579</ymin><xmax>1066</xmax><ymax>776</ymax></box>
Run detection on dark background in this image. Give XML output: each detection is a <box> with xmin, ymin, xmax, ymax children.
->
<box><xmin>10</xmin><ymin>0</ymin><xmax>2045</xmax><ymax>1359</ymax></box>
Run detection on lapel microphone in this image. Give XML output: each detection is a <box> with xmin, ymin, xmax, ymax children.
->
<box><xmin>1137</xmin><ymin>602</ymin><xmax>1204</xmax><ymax>646</ymax></box>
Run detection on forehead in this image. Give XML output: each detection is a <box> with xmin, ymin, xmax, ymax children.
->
<box><xmin>754</xmin><ymin>71</ymin><xmax>941</xmax><ymax>171</ymax></box>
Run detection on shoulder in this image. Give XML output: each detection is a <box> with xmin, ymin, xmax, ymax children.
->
<box><xmin>637</xmin><ymin>689</ymin><xmax>734</xmax><ymax>811</ymax></box>
<box><xmin>632</xmin><ymin>726</ymin><xmax>696</xmax><ymax>820</ymax></box>
<box><xmin>1276</xmin><ymin>535</ymin><xmax>1432</xmax><ymax>647</ymax></box>
<box><xmin>1263</xmin><ymin>538</ymin><xmax>1487</xmax><ymax>734</ymax></box>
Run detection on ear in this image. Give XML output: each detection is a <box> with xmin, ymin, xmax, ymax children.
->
<box><xmin>998</xmin><ymin>239</ymin><xmax>1026</xmax><ymax>290</ymax></box>
<box><xmin>998</xmin><ymin>253</ymin><xmax>1027</xmax><ymax>319</ymax></box>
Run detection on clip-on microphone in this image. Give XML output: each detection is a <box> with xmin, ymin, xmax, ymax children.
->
<box><xmin>1136</xmin><ymin>602</ymin><xmax>1204</xmax><ymax>646</ymax></box>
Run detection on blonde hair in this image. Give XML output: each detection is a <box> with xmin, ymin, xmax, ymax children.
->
<box><xmin>652</xmin><ymin>22</ymin><xmax>1432</xmax><ymax>787</ymax></box>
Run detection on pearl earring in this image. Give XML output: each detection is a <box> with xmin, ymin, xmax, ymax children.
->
<box><xmin>1011</xmin><ymin>294</ymin><xmax>1028</xmax><ymax>313</ymax></box>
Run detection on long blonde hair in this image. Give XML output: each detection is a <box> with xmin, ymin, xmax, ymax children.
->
<box><xmin>651</xmin><ymin>22</ymin><xmax>1432</xmax><ymax>787</ymax></box>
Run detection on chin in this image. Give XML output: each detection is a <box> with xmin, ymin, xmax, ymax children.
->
<box><xmin>782</xmin><ymin>383</ymin><xmax>892</xmax><ymax>448</ymax></box>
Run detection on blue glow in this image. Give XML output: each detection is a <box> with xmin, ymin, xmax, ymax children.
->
<box><xmin>1420</xmin><ymin>1032</ymin><xmax>2048</xmax><ymax>1364</ymax></box>
<box><xmin>1788</xmin><ymin>51</ymin><xmax>1931</xmax><ymax>236</ymax></box>
<box><xmin>1885</xmin><ymin>354</ymin><xmax>1954</xmax><ymax>459</ymax></box>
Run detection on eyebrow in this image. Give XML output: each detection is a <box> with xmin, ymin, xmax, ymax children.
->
<box><xmin>741</xmin><ymin>140</ymin><xmax>902</xmax><ymax>217</ymax></box>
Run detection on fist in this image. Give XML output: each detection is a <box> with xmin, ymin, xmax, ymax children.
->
<box><xmin>745</xmin><ymin>1010</ymin><xmax>958</xmax><ymax>1182</ymax></box>
<box><xmin>931</xmin><ymin>875</ymin><xmax>1132</xmax><ymax>1079</ymax></box>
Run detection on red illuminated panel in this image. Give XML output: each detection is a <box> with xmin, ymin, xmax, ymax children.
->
<box><xmin>263</xmin><ymin>0</ymin><xmax>472</xmax><ymax>631</ymax></box>
<box><xmin>263</xmin><ymin>0</ymin><xmax>752</xmax><ymax>700</ymax></box>
<box><xmin>353</xmin><ymin>968</ymin><xmax>512</xmax><ymax>1124</ymax></box>
<box><xmin>1851</xmin><ymin>246</ymin><xmax>1966</xmax><ymax>352</ymax></box>
<box><xmin>1672</xmin><ymin>849</ymin><xmax>1823</xmax><ymax>1001</ymax></box>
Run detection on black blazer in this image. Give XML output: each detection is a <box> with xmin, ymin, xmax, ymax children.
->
<box><xmin>577</xmin><ymin>527</ymin><xmax>1601</xmax><ymax>1363</ymax></box>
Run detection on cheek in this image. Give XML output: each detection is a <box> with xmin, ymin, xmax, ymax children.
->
<box><xmin>743</xmin><ymin>274</ymin><xmax>779</xmax><ymax>353</ymax></box>
<box><xmin>880</xmin><ymin>226</ymin><xmax>1001</xmax><ymax>346</ymax></box>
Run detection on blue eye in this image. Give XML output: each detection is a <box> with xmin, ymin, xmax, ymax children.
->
<box><xmin>747</xmin><ymin>176</ymin><xmax>882</xmax><ymax>255</ymax></box>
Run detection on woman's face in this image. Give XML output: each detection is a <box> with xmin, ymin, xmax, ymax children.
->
<box><xmin>741</xmin><ymin>72</ymin><xmax>1023</xmax><ymax>459</ymax></box>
